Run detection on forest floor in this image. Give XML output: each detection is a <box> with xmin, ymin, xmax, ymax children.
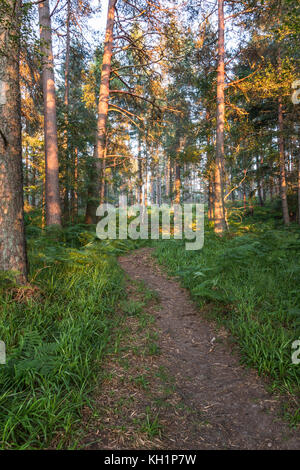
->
<box><xmin>81</xmin><ymin>247</ymin><xmax>300</xmax><ymax>450</ymax></box>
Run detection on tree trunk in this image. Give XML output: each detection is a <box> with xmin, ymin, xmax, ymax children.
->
<box><xmin>137</xmin><ymin>134</ymin><xmax>143</xmax><ymax>204</ymax></box>
<box><xmin>278</xmin><ymin>98</ymin><xmax>290</xmax><ymax>225</ymax></box>
<box><xmin>32</xmin><ymin>156</ymin><xmax>36</xmax><ymax>208</ymax></box>
<box><xmin>165</xmin><ymin>157</ymin><xmax>170</xmax><ymax>201</ymax></box>
<box><xmin>63</xmin><ymin>0</ymin><xmax>71</xmax><ymax>223</ymax></box>
<box><xmin>85</xmin><ymin>145</ymin><xmax>98</xmax><ymax>224</ymax></box>
<box><xmin>208</xmin><ymin>171</ymin><xmax>214</xmax><ymax>221</ymax></box>
<box><xmin>297</xmin><ymin>150</ymin><xmax>300</xmax><ymax>225</ymax></box>
<box><xmin>269</xmin><ymin>175</ymin><xmax>273</xmax><ymax>200</ymax></box>
<box><xmin>38</xmin><ymin>0</ymin><xmax>62</xmax><ymax>226</ymax></box>
<box><xmin>64</xmin><ymin>0</ymin><xmax>71</xmax><ymax>110</ymax></box>
<box><xmin>72</xmin><ymin>147</ymin><xmax>78</xmax><ymax>222</ymax></box>
<box><xmin>0</xmin><ymin>0</ymin><xmax>27</xmax><ymax>283</ymax></box>
<box><xmin>96</xmin><ymin>0</ymin><xmax>116</xmax><ymax>202</ymax></box>
<box><xmin>256</xmin><ymin>156</ymin><xmax>264</xmax><ymax>206</ymax></box>
<box><xmin>214</xmin><ymin>0</ymin><xmax>227</xmax><ymax>234</ymax></box>
<box><xmin>174</xmin><ymin>162</ymin><xmax>181</xmax><ymax>204</ymax></box>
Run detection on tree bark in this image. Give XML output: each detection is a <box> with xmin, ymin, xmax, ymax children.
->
<box><xmin>137</xmin><ymin>137</ymin><xmax>143</xmax><ymax>205</ymax></box>
<box><xmin>278</xmin><ymin>98</ymin><xmax>290</xmax><ymax>225</ymax></box>
<box><xmin>85</xmin><ymin>144</ymin><xmax>98</xmax><ymax>224</ymax></box>
<box><xmin>38</xmin><ymin>0</ymin><xmax>62</xmax><ymax>226</ymax></box>
<box><xmin>208</xmin><ymin>171</ymin><xmax>214</xmax><ymax>221</ymax></box>
<box><xmin>214</xmin><ymin>0</ymin><xmax>227</xmax><ymax>234</ymax></box>
<box><xmin>64</xmin><ymin>0</ymin><xmax>71</xmax><ymax>110</ymax></box>
<box><xmin>96</xmin><ymin>0</ymin><xmax>116</xmax><ymax>203</ymax></box>
<box><xmin>63</xmin><ymin>0</ymin><xmax>71</xmax><ymax>222</ymax></box>
<box><xmin>298</xmin><ymin>153</ymin><xmax>300</xmax><ymax>225</ymax></box>
<box><xmin>0</xmin><ymin>0</ymin><xmax>27</xmax><ymax>282</ymax></box>
<box><xmin>174</xmin><ymin>162</ymin><xmax>181</xmax><ymax>204</ymax></box>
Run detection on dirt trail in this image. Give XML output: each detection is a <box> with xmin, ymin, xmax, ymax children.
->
<box><xmin>115</xmin><ymin>248</ymin><xmax>299</xmax><ymax>450</ymax></box>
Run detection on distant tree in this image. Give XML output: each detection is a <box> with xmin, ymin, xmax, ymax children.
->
<box><xmin>0</xmin><ymin>0</ymin><xmax>27</xmax><ymax>282</ymax></box>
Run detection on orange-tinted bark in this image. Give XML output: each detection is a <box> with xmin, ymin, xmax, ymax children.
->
<box><xmin>39</xmin><ymin>0</ymin><xmax>62</xmax><ymax>226</ymax></box>
<box><xmin>0</xmin><ymin>0</ymin><xmax>27</xmax><ymax>282</ymax></box>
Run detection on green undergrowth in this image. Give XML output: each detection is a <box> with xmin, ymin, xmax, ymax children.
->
<box><xmin>153</xmin><ymin>205</ymin><xmax>300</xmax><ymax>425</ymax></box>
<box><xmin>0</xmin><ymin>224</ymin><xmax>139</xmax><ymax>449</ymax></box>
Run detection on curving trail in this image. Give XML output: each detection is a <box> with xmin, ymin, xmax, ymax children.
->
<box><xmin>117</xmin><ymin>248</ymin><xmax>299</xmax><ymax>450</ymax></box>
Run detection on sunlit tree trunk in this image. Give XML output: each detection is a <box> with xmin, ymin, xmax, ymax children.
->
<box><xmin>269</xmin><ymin>175</ymin><xmax>273</xmax><ymax>200</ymax></box>
<box><xmin>38</xmin><ymin>0</ymin><xmax>62</xmax><ymax>226</ymax></box>
<box><xmin>214</xmin><ymin>0</ymin><xmax>227</xmax><ymax>234</ymax></box>
<box><xmin>206</xmin><ymin>108</ymin><xmax>214</xmax><ymax>221</ymax></box>
<box><xmin>96</xmin><ymin>0</ymin><xmax>116</xmax><ymax>203</ymax></box>
<box><xmin>0</xmin><ymin>0</ymin><xmax>27</xmax><ymax>282</ymax></box>
<box><xmin>174</xmin><ymin>163</ymin><xmax>181</xmax><ymax>204</ymax></box>
<box><xmin>63</xmin><ymin>0</ymin><xmax>71</xmax><ymax>222</ymax></box>
<box><xmin>278</xmin><ymin>98</ymin><xmax>290</xmax><ymax>225</ymax></box>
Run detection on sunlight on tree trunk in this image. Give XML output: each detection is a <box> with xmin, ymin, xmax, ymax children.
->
<box><xmin>96</xmin><ymin>0</ymin><xmax>117</xmax><ymax>204</ymax></box>
<box><xmin>214</xmin><ymin>0</ymin><xmax>227</xmax><ymax>235</ymax></box>
<box><xmin>0</xmin><ymin>0</ymin><xmax>27</xmax><ymax>283</ymax></box>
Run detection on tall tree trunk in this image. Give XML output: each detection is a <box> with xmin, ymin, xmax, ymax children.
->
<box><xmin>63</xmin><ymin>0</ymin><xmax>71</xmax><ymax>222</ymax></box>
<box><xmin>208</xmin><ymin>171</ymin><xmax>214</xmax><ymax>221</ymax></box>
<box><xmin>278</xmin><ymin>98</ymin><xmax>290</xmax><ymax>225</ymax></box>
<box><xmin>256</xmin><ymin>156</ymin><xmax>264</xmax><ymax>206</ymax></box>
<box><xmin>85</xmin><ymin>144</ymin><xmax>98</xmax><ymax>224</ymax></box>
<box><xmin>96</xmin><ymin>0</ymin><xmax>116</xmax><ymax>202</ymax></box>
<box><xmin>32</xmin><ymin>156</ymin><xmax>36</xmax><ymax>208</ymax></box>
<box><xmin>174</xmin><ymin>162</ymin><xmax>181</xmax><ymax>204</ymax></box>
<box><xmin>214</xmin><ymin>0</ymin><xmax>227</xmax><ymax>234</ymax></box>
<box><xmin>0</xmin><ymin>0</ymin><xmax>27</xmax><ymax>283</ymax></box>
<box><xmin>137</xmin><ymin>134</ymin><xmax>143</xmax><ymax>204</ymax></box>
<box><xmin>174</xmin><ymin>135</ymin><xmax>185</xmax><ymax>204</ymax></box>
<box><xmin>38</xmin><ymin>0</ymin><xmax>62</xmax><ymax>226</ymax></box>
<box><xmin>72</xmin><ymin>147</ymin><xmax>78</xmax><ymax>222</ymax></box>
<box><xmin>64</xmin><ymin>0</ymin><xmax>71</xmax><ymax>110</ymax></box>
<box><xmin>165</xmin><ymin>157</ymin><xmax>170</xmax><ymax>201</ymax></box>
<box><xmin>25</xmin><ymin>145</ymin><xmax>29</xmax><ymax>203</ymax></box>
<box><xmin>269</xmin><ymin>175</ymin><xmax>273</xmax><ymax>200</ymax></box>
<box><xmin>169</xmin><ymin>158</ymin><xmax>173</xmax><ymax>201</ymax></box>
<box><xmin>144</xmin><ymin>145</ymin><xmax>148</xmax><ymax>207</ymax></box>
<box><xmin>206</xmin><ymin>108</ymin><xmax>214</xmax><ymax>220</ymax></box>
<box><xmin>298</xmin><ymin>154</ymin><xmax>300</xmax><ymax>225</ymax></box>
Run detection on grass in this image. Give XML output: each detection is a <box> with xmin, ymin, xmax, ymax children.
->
<box><xmin>1</xmin><ymin>201</ymin><xmax>299</xmax><ymax>448</ymax></box>
<box><xmin>0</xmin><ymin>224</ymin><xmax>138</xmax><ymax>449</ymax></box>
<box><xmin>153</xmin><ymin>203</ymin><xmax>300</xmax><ymax>424</ymax></box>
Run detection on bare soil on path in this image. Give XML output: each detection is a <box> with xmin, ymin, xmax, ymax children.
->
<box><xmin>82</xmin><ymin>248</ymin><xmax>299</xmax><ymax>450</ymax></box>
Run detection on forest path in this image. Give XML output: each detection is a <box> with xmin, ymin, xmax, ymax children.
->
<box><xmin>82</xmin><ymin>248</ymin><xmax>299</xmax><ymax>450</ymax></box>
